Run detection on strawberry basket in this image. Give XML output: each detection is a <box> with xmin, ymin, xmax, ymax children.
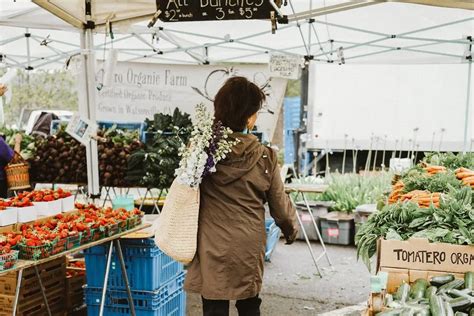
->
<box><xmin>0</xmin><ymin>250</ymin><xmax>19</xmax><ymax>271</ymax></box>
<box><xmin>117</xmin><ymin>219</ymin><xmax>128</xmax><ymax>233</ymax></box>
<box><xmin>66</xmin><ymin>234</ymin><xmax>81</xmax><ymax>250</ymax></box>
<box><xmin>91</xmin><ymin>228</ymin><xmax>105</xmax><ymax>242</ymax></box>
<box><xmin>105</xmin><ymin>223</ymin><xmax>120</xmax><ymax>237</ymax></box>
<box><xmin>127</xmin><ymin>215</ymin><xmax>142</xmax><ymax>229</ymax></box>
<box><xmin>80</xmin><ymin>229</ymin><xmax>93</xmax><ymax>245</ymax></box>
<box><xmin>52</xmin><ymin>238</ymin><xmax>67</xmax><ymax>255</ymax></box>
<box><xmin>19</xmin><ymin>242</ymin><xmax>54</xmax><ymax>260</ymax></box>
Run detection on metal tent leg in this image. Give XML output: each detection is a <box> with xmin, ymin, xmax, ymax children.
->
<box><xmin>114</xmin><ymin>239</ymin><xmax>136</xmax><ymax>316</ymax></box>
<box><xmin>35</xmin><ymin>265</ymin><xmax>52</xmax><ymax>316</ymax></box>
<box><xmin>295</xmin><ymin>206</ymin><xmax>323</xmax><ymax>278</ymax></box>
<box><xmin>301</xmin><ymin>192</ymin><xmax>334</xmax><ymax>270</ymax></box>
<box><xmin>99</xmin><ymin>241</ymin><xmax>114</xmax><ymax>316</ymax></box>
<box><xmin>12</xmin><ymin>269</ymin><xmax>23</xmax><ymax>316</ymax></box>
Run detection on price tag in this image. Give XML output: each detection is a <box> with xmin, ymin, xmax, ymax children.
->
<box><xmin>300</xmin><ymin>214</ymin><xmax>312</xmax><ymax>222</ymax></box>
<box><xmin>269</xmin><ymin>53</ymin><xmax>302</xmax><ymax>80</ymax></box>
<box><xmin>159</xmin><ymin>0</ymin><xmax>278</xmax><ymax>22</ymax></box>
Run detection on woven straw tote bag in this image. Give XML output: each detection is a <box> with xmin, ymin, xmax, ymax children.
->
<box><xmin>155</xmin><ymin>178</ymin><xmax>200</xmax><ymax>264</ymax></box>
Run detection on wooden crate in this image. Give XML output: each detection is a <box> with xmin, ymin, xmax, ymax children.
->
<box><xmin>0</xmin><ymin>286</ymin><xmax>64</xmax><ymax>316</ymax></box>
<box><xmin>0</xmin><ymin>257</ymin><xmax>66</xmax><ymax>296</ymax></box>
<box><xmin>0</xmin><ymin>257</ymin><xmax>66</xmax><ymax>316</ymax></box>
<box><xmin>66</xmin><ymin>272</ymin><xmax>85</xmax><ymax>312</ymax></box>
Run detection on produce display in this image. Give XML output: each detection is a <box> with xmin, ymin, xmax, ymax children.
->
<box><xmin>356</xmin><ymin>153</ymin><xmax>474</xmax><ymax>268</ymax></box>
<box><xmin>0</xmin><ymin>127</ymin><xmax>36</xmax><ymax>160</ymax></box>
<box><xmin>376</xmin><ymin>272</ymin><xmax>474</xmax><ymax>315</ymax></box>
<box><xmin>293</xmin><ymin>173</ymin><xmax>392</xmax><ymax>213</ymax></box>
<box><xmin>29</xmin><ymin>125</ymin><xmax>144</xmax><ymax>186</ymax></box>
<box><xmin>126</xmin><ymin>109</ymin><xmax>192</xmax><ymax>189</ymax></box>
<box><xmin>0</xmin><ymin>205</ymin><xmax>143</xmax><ymax>262</ymax></box>
<box><xmin>29</xmin><ymin>126</ymin><xmax>87</xmax><ymax>184</ymax></box>
<box><xmin>96</xmin><ymin>127</ymin><xmax>144</xmax><ymax>187</ymax></box>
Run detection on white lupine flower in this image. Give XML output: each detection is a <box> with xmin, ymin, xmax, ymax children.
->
<box><xmin>175</xmin><ymin>103</ymin><xmax>239</xmax><ymax>188</ymax></box>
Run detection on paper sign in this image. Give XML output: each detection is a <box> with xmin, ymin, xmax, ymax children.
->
<box><xmin>377</xmin><ymin>238</ymin><xmax>474</xmax><ymax>274</ymax></box>
<box><xmin>327</xmin><ymin>228</ymin><xmax>340</xmax><ymax>237</ymax></box>
<box><xmin>300</xmin><ymin>214</ymin><xmax>312</xmax><ymax>222</ymax></box>
<box><xmin>269</xmin><ymin>54</ymin><xmax>302</xmax><ymax>80</ymax></box>
<box><xmin>66</xmin><ymin>114</ymin><xmax>98</xmax><ymax>145</ymax></box>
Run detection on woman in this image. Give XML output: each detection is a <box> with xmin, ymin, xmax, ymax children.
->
<box><xmin>0</xmin><ymin>84</ymin><xmax>22</xmax><ymax>198</ymax></box>
<box><xmin>184</xmin><ymin>77</ymin><xmax>298</xmax><ymax>316</ymax></box>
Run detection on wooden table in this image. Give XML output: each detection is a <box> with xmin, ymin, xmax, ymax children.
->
<box><xmin>285</xmin><ymin>184</ymin><xmax>333</xmax><ymax>277</ymax></box>
<box><xmin>6</xmin><ymin>223</ymin><xmax>151</xmax><ymax>316</ymax></box>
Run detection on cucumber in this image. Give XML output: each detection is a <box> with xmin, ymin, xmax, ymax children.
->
<box><xmin>400</xmin><ymin>308</ymin><xmax>416</xmax><ymax>316</ymax></box>
<box><xmin>430</xmin><ymin>294</ymin><xmax>447</xmax><ymax>316</ymax></box>
<box><xmin>376</xmin><ymin>309</ymin><xmax>404</xmax><ymax>316</ymax></box>
<box><xmin>465</xmin><ymin>272</ymin><xmax>474</xmax><ymax>291</ymax></box>
<box><xmin>415</xmin><ymin>309</ymin><xmax>430</xmax><ymax>316</ymax></box>
<box><xmin>411</xmin><ymin>279</ymin><xmax>429</xmax><ymax>299</ymax></box>
<box><xmin>470</xmin><ymin>309</ymin><xmax>473</xmax><ymax>316</ymax></box>
<box><xmin>426</xmin><ymin>286</ymin><xmax>438</xmax><ymax>299</ymax></box>
<box><xmin>448</xmin><ymin>289</ymin><xmax>474</xmax><ymax>299</ymax></box>
<box><xmin>454</xmin><ymin>312</ymin><xmax>468</xmax><ymax>316</ymax></box>
<box><xmin>396</xmin><ymin>283</ymin><xmax>411</xmax><ymax>303</ymax></box>
<box><xmin>445</xmin><ymin>301</ymin><xmax>455</xmax><ymax>316</ymax></box>
<box><xmin>448</xmin><ymin>297</ymin><xmax>473</xmax><ymax>311</ymax></box>
<box><xmin>439</xmin><ymin>280</ymin><xmax>465</xmax><ymax>293</ymax></box>
<box><xmin>386</xmin><ymin>294</ymin><xmax>394</xmax><ymax>306</ymax></box>
<box><xmin>432</xmin><ymin>275</ymin><xmax>456</xmax><ymax>286</ymax></box>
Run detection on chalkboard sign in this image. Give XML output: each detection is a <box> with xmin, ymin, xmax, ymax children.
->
<box><xmin>158</xmin><ymin>0</ymin><xmax>279</xmax><ymax>22</ymax></box>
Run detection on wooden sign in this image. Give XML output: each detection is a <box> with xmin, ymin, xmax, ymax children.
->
<box><xmin>158</xmin><ymin>0</ymin><xmax>279</xmax><ymax>22</ymax></box>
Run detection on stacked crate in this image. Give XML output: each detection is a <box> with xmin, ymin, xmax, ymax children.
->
<box><xmin>0</xmin><ymin>257</ymin><xmax>66</xmax><ymax>316</ymax></box>
<box><xmin>83</xmin><ymin>238</ymin><xmax>185</xmax><ymax>316</ymax></box>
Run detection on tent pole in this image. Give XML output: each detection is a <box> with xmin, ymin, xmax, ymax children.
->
<box><xmin>80</xmin><ymin>28</ymin><xmax>100</xmax><ymax>199</ymax></box>
<box><xmin>463</xmin><ymin>59</ymin><xmax>472</xmax><ymax>153</ymax></box>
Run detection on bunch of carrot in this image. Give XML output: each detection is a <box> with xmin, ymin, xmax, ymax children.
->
<box><xmin>455</xmin><ymin>167</ymin><xmax>474</xmax><ymax>188</ymax></box>
<box><xmin>423</xmin><ymin>164</ymin><xmax>446</xmax><ymax>175</ymax></box>
<box><xmin>388</xmin><ymin>181</ymin><xmax>405</xmax><ymax>204</ymax></box>
<box><xmin>399</xmin><ymin>190</ymin><xmax>441</xmax><ymax>208</ymax></box>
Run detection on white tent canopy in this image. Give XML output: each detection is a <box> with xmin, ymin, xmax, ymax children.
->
<box><xmin>1</xmin><ymin>0</ymin><xmax>473</xmax><ymax>68</ymax></box>
<box><xmin>0</xmin><ymin>0</ymin><xmax>472</xmax><ymax>196</ymax></box>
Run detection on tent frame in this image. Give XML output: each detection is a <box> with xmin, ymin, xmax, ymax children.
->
<box><xmin>0</xmin><ymin>0</ymin><xmax>472</xmax><ymax>187</ymax></box>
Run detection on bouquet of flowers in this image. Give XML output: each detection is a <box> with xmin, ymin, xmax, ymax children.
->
<box><xmin>155</xmin><ymin>103</ymin><xmax>238</xmax><ymax>264</ymax></box>
<box><xmin>175</xmin><ymin>103</ymin><xmax>239</xmax><ymax>188</ymax></box>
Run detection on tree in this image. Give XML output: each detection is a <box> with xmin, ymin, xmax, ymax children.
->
<box><xmin>3</xmin><ymin>69</ymin><xmax>78</xmax><ymax>126</ymax></box>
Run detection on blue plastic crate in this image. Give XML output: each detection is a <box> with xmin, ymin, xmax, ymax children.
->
<box><xmin>265</xmin><ymin>219</ymin><xmax>281</xmax><ymax>262</ymax></box>
<box><xmin>85</xmin><ymin>274</ymin><xmax>186</xmax><ymax>316</ymax></box>
<box><xmin>84</xmin><ymin>239</ymin><xmax>183</xmax><ymax>291</ymax></box>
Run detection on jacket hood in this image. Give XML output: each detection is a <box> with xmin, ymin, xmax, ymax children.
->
<box><xmin>212</xmin><ymin>134</ymin><xmax>264</xmax><ymax>185</ymax></box>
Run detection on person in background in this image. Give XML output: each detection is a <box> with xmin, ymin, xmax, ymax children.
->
<box><xmin>184</xmin><ymin>77</ymin><xmax>298</xmax><ymax>316</ymax></box>
<box><xmin>0</xmin><ymin>84</ymin><xmax>22</xmax><ymax>198</ymax></box>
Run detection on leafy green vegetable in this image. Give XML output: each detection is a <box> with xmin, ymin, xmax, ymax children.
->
<box><xmin>293</xmin><ymin>173</ymin><xmax>392</xmax><ymax>213</ymax></box>
<box><xmin>423</xmin><ymin>152</ymin><xmax>474</xmax><ymax>170</ymax></box>
<box><xmin>125</xmin><ymin>108</ymin><xmax>192</xmax><ymax>190</ymax></box>
<box><xmin>356</xmin><ymin>186</ymin><xmax>473</xmax><ymax>270</ymax></box>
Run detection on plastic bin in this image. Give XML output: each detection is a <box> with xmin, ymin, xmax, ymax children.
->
<box><xmin>84</xmin><ymin>239</ymin><xmax>183</xmax><ymax>291</ymax></box>
<box><xmin>112</xmin><ymin>195</ymin><xmax>135</xmax><ymax>211</ymax></box>
<box><xmin>295</xmin><ymin>201</ymin><xmax>333</xmax><ymax>241</ymax></box>
<box><xmin>265</xmin><ymin>219</ymin><xmax>281</xmax><ymax>262</ymax></box>
<box><xmin>354</xmin><ymin>204</ymin><xmax>377</xmax><ymax>235</ymax></box>
<box><xmin>319</xmin><ymin>212</ymin><xmax>355</xmax><ymax>245</ymax></box>
<box><xmin>85</xmin><ymin>272</ymin><xmax>186</xmax><ymax>316</ymax></box>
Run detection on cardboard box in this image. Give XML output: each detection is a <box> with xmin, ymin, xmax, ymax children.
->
<box><xmin>377</xmin><ymin>238</ymin><xmax>474</xmax><ymax>274</ymax></box>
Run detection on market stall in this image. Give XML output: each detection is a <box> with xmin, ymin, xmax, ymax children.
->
<box><xmin>0</xmin><ymin>1</ymin><xmax>473</xmax><ymax>315</ymax></box>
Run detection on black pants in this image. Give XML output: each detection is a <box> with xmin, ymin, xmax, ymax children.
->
<box><xmin>0</xmin><ymin>180</ymin><xmax>7</xmax><ymax>199</ymax></box>
<box><xmin>202</xmin><ymin>295</ymin><xmax>261</xmax><ymax>316</ymax></box>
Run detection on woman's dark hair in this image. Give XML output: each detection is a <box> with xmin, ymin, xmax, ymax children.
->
<box><xmin>214</xmin><ymin>76</ymin><xmax>266</xmax><ymax>132</ymax></box>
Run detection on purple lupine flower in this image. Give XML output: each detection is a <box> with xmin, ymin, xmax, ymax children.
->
<box><xmin>201</xmin><ymin>121</ymin><xmax>226</xmax><ymax>178</ymax></box>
